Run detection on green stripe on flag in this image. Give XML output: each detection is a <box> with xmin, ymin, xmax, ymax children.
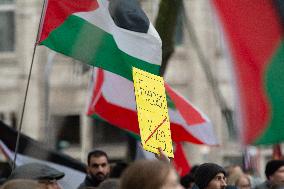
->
<box><xmin>127</xmin><ymin>131</ymin><xmax>141</xmax><ymax>141</ymax></box>
<box><xmin>40</xmin><ymin>15</ymin><xmax>160</xmax><ymax>81</ymax></box>
<box><xmin>91</xmin><ymin>114</ymin><xmax>105</xmax><ymax>122</ymax></box>
<box><xmin>166</xmin><ymin>92</ymin><xmax>176</xmax><ymax>109</ymax></box>
<box><xmin>255</xmin><ymin>41</ymin><xmax>284</xmax><ymax>145</ymax></box>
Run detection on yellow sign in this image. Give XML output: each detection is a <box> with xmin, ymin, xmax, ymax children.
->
<box><xmin>133</xmin><ymin>67</ymin><xmax>173</xmax><ymax>158</ymax></box>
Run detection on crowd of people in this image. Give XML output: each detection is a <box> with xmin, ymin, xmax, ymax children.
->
<box><xmin>0</xmin><ymin>149</ymin><xmax>284</xmax><ymax>189</ymax></box>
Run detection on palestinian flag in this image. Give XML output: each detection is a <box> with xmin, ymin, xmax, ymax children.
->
<box><xmin>38</xmin><ymin>0</ymin><xmax>162</xmax><ymax>81</ymax></box>
<box><xmin>212</xmin><ymin>0</ymin><xmax>284</xmax><ymax>145</ymax></box>
<box><xmin>87</xmin><ymin>68</ymin><xmax>218</xmax><ymax>145</ymax></box>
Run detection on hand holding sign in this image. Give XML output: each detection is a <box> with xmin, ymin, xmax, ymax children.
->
<box><xmin>155</xmin><ymin>147</ymin><xmax>171</xmax><ymax>162</ymax></box>
<box><xmin>133</xmin><ymin>67</ymin><xmax>173</xmax><ymax>158</ymax></box>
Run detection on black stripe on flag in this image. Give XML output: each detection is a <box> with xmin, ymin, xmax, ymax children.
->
<box><xmin>108</xmin><ymin>0</ymin><xmax>149</xmax><ymax>33</ymax></box>
<box><xmin>273</xmin><ymin>0</ymin><xmax>284</xmax><ymax>31</ymax></box>
<box><xmin>0</xmin><ymin>121</ymin><xmax>85</xmax><ymax>172</ymax></box>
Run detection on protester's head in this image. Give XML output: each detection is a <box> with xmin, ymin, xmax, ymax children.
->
<box><xmin>98</xmin><ymin>178</ymin><xmax>120</xmax><ymax>189</ymax></box>
<box><xmin>87</xmin><ymin>150</ymin><xmax>109</xmax><ymax>166</ymax></box>
<box><xmin>120</xmin><ymin>160</ymin><xmax>183</xmax><ymax>189</ymax></box>
<box><xmin>87</xmin><ymin>150</ymin><xmax>110</xmax><ymax>184</ymax></box>
<box><xmin>265</xmin><ymin>160</ymin><xmax>284</xmax><ymax>185</ymax></box>
<box><xmin>235</xmin><ymin>175</ymin><xmax>251</xmax><ymax>189</ymax></box>
<box><xmin>194</xmin><ymin>163</ymin><xmax>227</xmax><ymax>189</ymax></box>
<box><xmin>226</xmin><ymin>165</ymin><xmax>243</xmax><ymax>186</ymax></box>
<box><xmin>190</xmin><ymin>165</ymin><xmax>200</xmax><ymax>175</ymax></box>
<box><xmin>1</xmin><ymin>179</ymin><xmax>47</xmax><ymax>189</ymax></box>
<box><xmin>8</xmin><ymin>163</ymin><xmax>64</xmax><ymax>189</ymax></box>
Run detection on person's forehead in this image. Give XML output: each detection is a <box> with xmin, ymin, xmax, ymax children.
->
<box><xmin>90</xmin><ymin>156</ymin><xmax>108</xmax><ymax>164</ymax></box>
<box><xmin>276</xmin><ymin>166</ymin><xmax>284</xmax><ymax>172</ymax></box>
<box><xmin>237</xmin><ymin>176</ymin><xmax>248</xmax><ymax>182</ymax></box>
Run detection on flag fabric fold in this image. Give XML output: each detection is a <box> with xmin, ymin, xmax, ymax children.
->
<box><xmin>38</xmin><ymin>0</ymin><xmax>162</xmax><ymax>81</ymax></box>
<box><xmin>213</xmin><ymin>0</ymin><xmax>284</xmax><ymax>145</ymax></box>
<box><xmin>87</xmin><ymin>68</ymin><xmax>218</xmax><ymax>145</ymax></box>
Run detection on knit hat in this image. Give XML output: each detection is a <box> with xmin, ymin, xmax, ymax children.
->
<box><xmin>8</xmin><ymin>163</ymin><xmax>65</xmax><ymax>181</ymax></box>
<box><xmin>194</xmin><ymin>163</ymin><xmax>226</xmax><ymax>189</ymax></box>
<box><xmin>265</xmin><ymin>160</ymin><xmax>284</xmax><ymax>179</ymax></box>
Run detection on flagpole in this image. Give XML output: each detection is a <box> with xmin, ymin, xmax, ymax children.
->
<box><xmin>12</xmin><ymin>0</ymin><xmax>48</xmax><ymax>171</ymax></box>
<box><xmin>181</xmin><ymin>0</ymin><xmax>236</xmax><ymax>137</ymax></box>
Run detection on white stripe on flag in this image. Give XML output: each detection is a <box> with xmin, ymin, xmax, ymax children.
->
<box><xmin>74</xmin><ymin>0</ymin><xmax>162</xmax><ymax>66</ymax></box>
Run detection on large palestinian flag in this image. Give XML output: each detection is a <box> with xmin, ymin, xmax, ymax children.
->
<box><xmin>38</xmin><ymin>0</ymin><xmax>162</xmax><ymax>81</ymax></box>
<box><xmin>213</xmin><ymin>0</ymin><xmax>284</xmax><ymax>145</ymax></box>
<box><xmin>87</xmin><ymin>68</ymin><xmax>218</xmax><ymax>145</ymax></box>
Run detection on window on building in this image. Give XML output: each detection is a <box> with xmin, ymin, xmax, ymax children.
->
<box><xmin>91</xmin><ymin>119</ymin><xmax>129</xmax><ymax>161</ymax></box>
<box><xmin>56</xmin><ymin>115</ymin><xmax>80</xmax><ymax>147</ymax></box>
<box><xmin>0</xmin><ymin>0</ymin><xmax>14</xmax><ymax>4</ymax></box>
<box><xmin>0</xmin><ymin>0</ymin><xmax>15</xmax><ymax>52</ymax></box>
<box><xmin>0</xmin><ymin>113</ymin><xmax>4</xmax><ymax>121</ymax></box>
<box><xmin>10</xmin><ymin>112</ymin><xmax>17</xmax><ymax>129</ymax></box>
<box><xmin>92</xmin><ymin>119</ymin><xmax>128</xmax><ymax>145</ymax></box>
<box><xmin>0</xmin><ymin>112</ymin><xmax>16</xmax><ymax>128</ymax></box>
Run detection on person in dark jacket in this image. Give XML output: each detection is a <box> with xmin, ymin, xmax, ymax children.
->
<box><xmin>77</xmin><ymin>150</ymin><xmax>110</xmax><ymax>189</ymax></box>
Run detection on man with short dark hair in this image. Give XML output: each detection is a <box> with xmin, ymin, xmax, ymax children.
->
<box><xmin>194</xmin><ymin>163</ymin><xmax>227</xmax><ymax>189</ymax></box>
<box><xmin>255</xmin><ymin>160</ymin><xmax>284</xmax><ymax>189</ymax></box>
<box><xmin>77</xmin><ymin>150</ymin><xmax>110</xmax><ymax>189</ymax></box>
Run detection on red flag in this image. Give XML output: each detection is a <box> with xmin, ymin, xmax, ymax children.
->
<box><xmin>213</xmin><ymin>0</ymin><xmax>284</xmax><ymax>145</ymax></box>
<box><xmin>172</xmin><ymin>143</ymin><xmax>191</xmax><ymax>176</ymax></box>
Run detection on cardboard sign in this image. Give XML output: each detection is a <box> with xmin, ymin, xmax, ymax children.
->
<box><xmin>133</xmin><ymin>67</ymin><xmax>173</xmax><ymax>158</ymax></box>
